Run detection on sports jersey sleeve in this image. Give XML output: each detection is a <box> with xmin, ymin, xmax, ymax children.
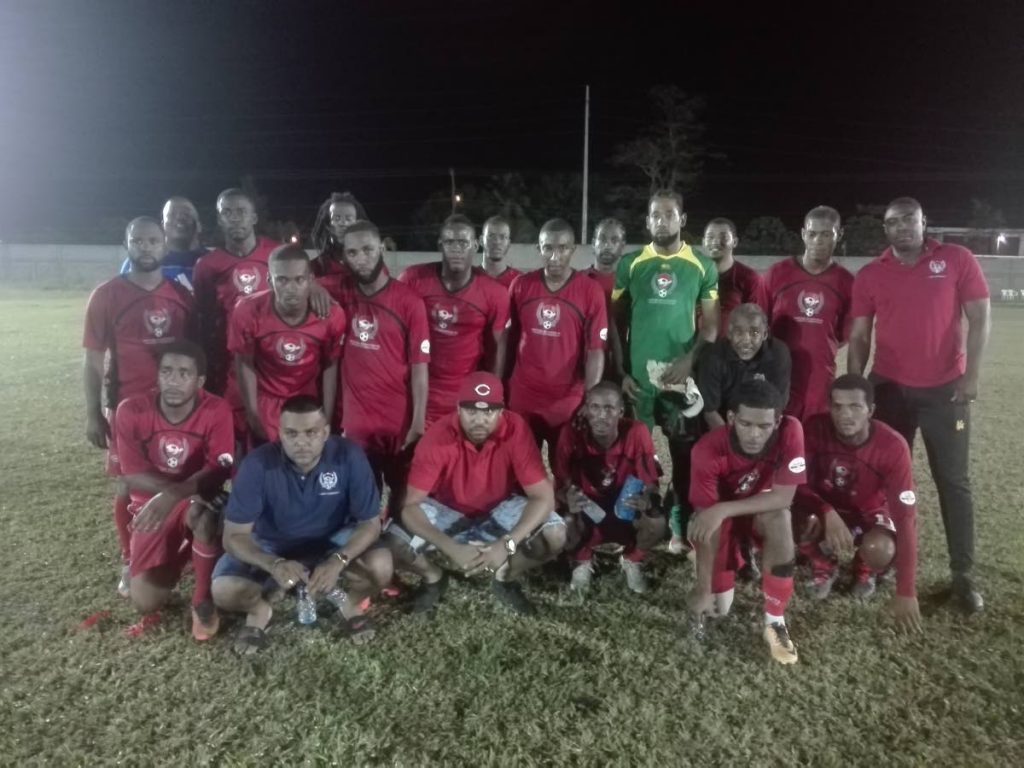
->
<box><xmin>489</xmin><ymin>283</ymin><xmax>511</xmax><ymax>337</ymax></box>
<box><xmin>747</xmin><ymin>269</ymin><xmax>769</xmax><ymax>312</ymax></box>
<box><xmin>324</xmin><ymin>305</ymin><xmax>347</xmax><ymax>363</ymax></box>
<box><xmin>225</xmin><ymin>453</ymin><xmax>265</xmax><ymax>525</ymax></box>
<box><xmin>226</xmin><ymin>298</ymin><xmax>256</xmax><ymax>356</ymax></box>
<box><xmin>699</xmin><ymin>257</ymin><xmax>720</xmax><ymax>302</ymax></box>
<box><xmin>510</xmin><ymin>422</ymin><xmax>549</xmax><ymax>489</ymax></box>
<box><xmin>850</xmin><ymin>268</ymin><xmax>877</xmax><ymax>320</ymax></box>
<box><xmin>407</xmin><ymin>437</ymin><xmax>444</xmax><ymax>495</ymax></box>
<box><xmin>203</xmin><ymin>400</ymin><xmax>236</xmax><ymax>471</ymax></box>
<box><xmin>406</xmin><ymin>292</ymin><xmax>431</xmax><ymax>364</ymax></box>
<box><xmin>585</xmin><ymin>281</ymin><xmax>609</xmax><ymax>351</ymax></box>
<box><xmin>837</xmin><ymin>274</ymin><xmax>854</xmax><ymax>343</ymax></box>
<box><xmin>344</xmin><ymin>443</ymin><xmax>382</xmax><ymax>523</ymax></box>
<box><xmin>82</xmin><ymin>286</ymin><xmax>110</xmax><ymax>351</ymax></box>
<box><xmin>883</xmin><ymin>435</ymin><xmax>919</xmax><ymax>597</ymax></box>
<box><xmin>957</xmin><ymin>251</ymin><xmax>990</xmax><ymax>303</ymax></box>
<box><xmin>611</xmin><ymin>251</ymin><xmax>637</xmax><ymax>302</ymax></box>
<box><xmin>114</xmin><ymin>400</ymin><xmax>149</xmax><ymax>477</ymax></box>
<box><xmin>773</xmin><ymin>419</ymin><xmax>807</xmax><ymax>486</ymax></box>
<box><xmin>689</xmin><ymin>435</ymin><xmax>723</xmax><ymax>509</ymax></box>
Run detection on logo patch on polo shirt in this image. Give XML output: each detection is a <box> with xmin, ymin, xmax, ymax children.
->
<box><xmin>929</xmin><ymin>259</ymin><xmax>946</xmax><ymax>275</ymax></box>
<box><xmin>319</xmin><ymin>471</ymin><xmax>338</xmax><ymax>490</ymax></box>
<box><xmin>797</xmin><ymin>290</ymin><xmax>824</xmax><ymax>317</ymax></box>
<box><xmin>788</xmin><ymin>457</ymin><xmax>806</xmax><ymax>474</ymax></box>
<box><xmin>276</xmin><ymin>335</ymin><xmax>307</xmax><ymax>364</ymax></box>
<box><xmin>736</xmin><ymin>470</ymin><xmax>760</xmax><ymax>494</ymax></box>
<box><xmin>143</xmin><ymin>307</ymin><xmax>171</xmax><ymax>339</ymax></box>
<box><xmin>899</xmin><ymin>490</ymin><xmax>916</xmax><ymax>505</ymax></box>
<box><xmin>535</xmin><ymin>303</ymin><xmax>561</xmax><ymax>333</ymax></box>
<box><xmin>431</xmin><ymin>303</ymin><xmax>458</xmax><ymax>334</ymax></box>
<box><xmin>159</xmin><ymin>435</ymin><xmax>189</xmax><ymax>469</ymax></box>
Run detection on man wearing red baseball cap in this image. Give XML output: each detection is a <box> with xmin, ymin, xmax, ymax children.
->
<box><xmin>386</xmin><ymin>372</ymin><xmax>564</xmax><ymax>617</ymax></box>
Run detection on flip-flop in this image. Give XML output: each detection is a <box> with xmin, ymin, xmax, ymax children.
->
<box><xmin>341</xmin><ymin>614</ymin><xmax>376</xmax><ymax>645</ymax></box>
<box><xmin>233</xmin><ymin>625</ymin><xmax>270</xmax><ymax>656</ymax></box>
<box><xmin>123</xmin><ymin>612</ymin><xmax>162</xmax><ymax>639</ymax></box>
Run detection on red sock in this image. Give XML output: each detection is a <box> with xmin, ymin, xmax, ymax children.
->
<box><xmin>113</xmin><ymin>495</ymin><xmax>132</xmax><ymax>563</ymax></box>
<box><xmin>191</xmin><ymin>540</ymin><xmax>221</xmax><ymax>606</ymax></box>
<box><xmin>762</xmin><ymin>573</ymin><xmax>794</xmax><ymax>617</ymax></box>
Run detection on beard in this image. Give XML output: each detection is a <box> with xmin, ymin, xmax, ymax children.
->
<box><xmin>356</xmin><ymin>255</ymin><xmax>386</xmax><ymax>285</ymax></box>
<box><xmin>128</xmin><ymin>256</ymin><xmax>162</xmax><ymax>273</ymax></box>
<box><xmin>652</xmin><ymin>232</ymin><xmax>678</xmax><ymax>248</ymax></box>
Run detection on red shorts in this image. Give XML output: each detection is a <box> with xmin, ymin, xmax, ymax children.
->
<box><xmin>128</xmin><ymin>497</ymin><xmax>193</xmax><ymax>578</ymax></box>
<box><xmin>689</xmin><ymin>513</ymin><xmax>762</xmax><ymax>592</ymax></box>
<box><xmin>791</xmin><ymin>499</ymin><xmax>895</xmax><ymax>539</ymax></box>
<box><xmin>508</xmin><ymin>383</ymin><xmax>583</xmax><ymax>433</ymax></box>
<box><xmin>104</xmin><ymin>408</ymin><xmax>120</xmax><ymax>477</ymax></box>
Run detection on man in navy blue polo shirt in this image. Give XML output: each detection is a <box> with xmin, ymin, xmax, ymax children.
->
<box><xmin>211</xmin><ymin>395</ymin><xmax>392</xmax><ymax>653</ymax></box>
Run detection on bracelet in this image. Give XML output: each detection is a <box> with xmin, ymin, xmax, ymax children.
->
<box><xmin>332</xmin><ymin>552</ymin><xmax>350</xmax><ymax>567</ymax></box>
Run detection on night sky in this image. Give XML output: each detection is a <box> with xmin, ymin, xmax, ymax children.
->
<box><xmin>1</xmin><ymin>1</ymin><xmax>1022</xmax><ymax>244</ymax></box>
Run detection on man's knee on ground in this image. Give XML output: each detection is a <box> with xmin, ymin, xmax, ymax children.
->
<box><xmin>859</xmin><ymin>527</ymin><xmax>896</xmax><ymax>571</ymax></box>
<box><xmin>352</xmin><ymin>548</ymin><xmax>393</xmax><ymax>591</ymax></box>
<box><xmin>130</xmin><ymin>570</ymin><xmax>174</xmax><ymax>613</ymax></box>
<box><xmin>212</xmin><ymin>576</ymin><xmax>262</xmax><ymax>611</ymax></box>
<box><xmin>522</xmin><ymin>523</ymin><xmax>566</xmax><ymax>561</ymax></box>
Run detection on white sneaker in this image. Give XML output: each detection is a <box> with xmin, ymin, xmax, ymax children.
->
<box><xmin>667</xmin><ymin>535</ymin><xmax>686</xmax><ymax>555</ymax></box>
<box><xmin>570</xmin><ymin>561</ymin><xmax>595</xmax><ymax>593</ymax></box>
<box><xmin>117</xmin><ymin>565</ymin><xmax>131</xmax><ymax>598</ymax></box>
<box><xmin>620</xmin><ymin>556</ymin><xmax>649</xmax><ymax>594</ymax></box>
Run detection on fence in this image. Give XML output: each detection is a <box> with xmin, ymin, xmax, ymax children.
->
<box><xmin>2</xmin><ymin>242</ymin><xmax>1023</xmax><ymax>299</ymax></box>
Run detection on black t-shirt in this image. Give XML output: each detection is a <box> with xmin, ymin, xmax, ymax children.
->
<box><xmin>696</xmin><ymin>336</ymin><xmax>791</xmax><ymax>416</ymax></box>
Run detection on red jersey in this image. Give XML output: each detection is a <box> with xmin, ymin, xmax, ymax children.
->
<box><xmin>408</xmin><ymin>410</ymin><xmax>548</xmax><ymax>518</ymax></box>
<box><xmin>851</xmin><ymin>239</ymin><xmax>989</xmax><ymax>388</ymax></box>
<box><xmin>192</xmin><ymin>237</ymin><xmax>280</xmax><ymax>392</ymax></box>
<box><xmin>83</xmin><ymin>276</ymin><xmax>195</xmax><ymax>408</ymax></box>
<box><xmin>490</xmin><ymin>266</ymin><xmax>522</xmax><ymax>289</ymax></box>
<box><xmin>399</xmin><ymin>263</ymin><xmax>510</xmax><ymax>423</ymax></box>
<box><xmin>798</xmin><ymin>414</ymin><xmax>918</xmax><ymax>596</ymax></box>
<box><xmin>508</xmin><ymin>269</ymin><xmax>608</xmax><ymax>426</ymax></box>
<box><xmin>227</xmin><ymin>290</ymin><xmax>346</xmax><ymax>399</ymax></box>
<box><xmin>334</xmin><ymin>278</ymin><xmax>431</xmax><ymax>438</ymax></box>
<box><xmin>554</xmin><ymin>418</ymin><xmax>660</xmax><ymax>514</ymax></box>
<box><xmin>716</xmin><ymin>259</ymin><xmax>767</xmax><ymax>338</ymax></box>
<box><xmin>585</xmin><ymin>267</ymin><xmax>617</xmax><ymax>299</ymax></box>
<box><xmin>689</xmin><ymin>416</ymin><xmax>806</xmax><ymax>508</ymax></box>
<box><xmin>115</xmin><ymin>390</ymin><xmax>235</xmax><ymax>505</ymax></box>
<box><xmin>765</xmin><ymin>258</ymin><xmax>854</xmax><ymax>419</ymax></box>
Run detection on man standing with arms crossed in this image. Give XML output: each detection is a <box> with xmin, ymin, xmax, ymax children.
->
<box><xmin>613</xmin><ymin>190</ymin><xmax>719</xmax><ymax>553</ymax></box>
<box><xmin>848</xmin><ymin>197</ymin><xmax>990</xmax><ymax>613</ymax></box>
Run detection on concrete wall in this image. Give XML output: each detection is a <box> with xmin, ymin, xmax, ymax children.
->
<box><xmin>3</xmin><ymin>242</ymin><xmax>1024</xmax><ymax>300</ymax></box>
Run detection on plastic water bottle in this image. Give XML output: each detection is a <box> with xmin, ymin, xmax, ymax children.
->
<box><xmin>580</xmin><ymin>498</ymin><xmax>607</xmax><ymax>524</ymax></box>
<box><xmin>296</xmin><ymin>585</ymin><xmax>317</xmax><ymax>626</ymax></box>
<box><xmin>614</xmin><ymin>475</ymin><xmax>646</xmax><ymax>521</ymax></box>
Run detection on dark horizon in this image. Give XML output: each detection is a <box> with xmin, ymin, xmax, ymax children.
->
<box><xmin>1</xmin><ymin>1</ymin><xmax>1023</xmax><ymax>245</ymax></box>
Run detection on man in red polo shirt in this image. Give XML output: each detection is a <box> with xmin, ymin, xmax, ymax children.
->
<box><xmin>508</xmin><ymin>218</ymin><xmax>608</xmax><ymax>461</ymax></box>
<box><xmin>848</xmin><ymin>196</ymin><xmax>990</xmax><ymax>613</ymax></box>
<box><xmin>702</xmin><ymin>218</ymin><xmax>767</xmax><ymax>337</ymax></box>
<box><xmin>794</xmin><ymin>374</ymin><xmax>922</xmax><ymax>631</ymax></box>
<box><xmin>229</xmin><ymin>245</ymin><xmax>347</xmax><ymax>445</ymax></box>
<box><xmin>764</xmin><ymin>205</ymin><xmax>854</xmax><ymax>419</ymax></box>
<box><xmin>193</xmin><ymin>188</ymin><xmax>281</xmax><ymax>442</ymax></box>
<box><xmin>481</xmin><ymin>215</ymin><xmax>522</xmax><ymax>289</ymax></box>
<box><xmin>554</xmin><ymin>382</ymin><xmax>663</xmax><ymax>596</ymax></box>
<box><xmin>688</xmin><ymin>379</ymin><xmax>804</xmax><ymax>665</ymax></box>
<box><xmin>387</xmin><ymin>372</ymin><xmax>564</xmax><ymax>617</ymax></box>
<box><xmin>335</xmin><ymin>220</ymin><xmax>430</xmax><ymax>513</ymax></box>
<box><xmin>83</xmin><ymin>216</ymin><xmax>195</xmax><ymax>596</ymax></box>
<box><xmin>400</xmin><ymin>214</ymin><xmax>510</xmax><ymax>426</ymax></box>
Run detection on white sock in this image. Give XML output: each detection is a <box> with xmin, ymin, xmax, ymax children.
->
<box><xmin>713</xmin><ymin>588</ymin><xmax>735</xmax><ymax>617</ymax></box>
<box><xmin>765</xmin><ymin>613</ymin><xmax>785</xmax><ymax>627</ymax></box>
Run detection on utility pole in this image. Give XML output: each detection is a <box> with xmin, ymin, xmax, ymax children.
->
<box><xmin>449</xmin><ymin>167</ymin><xmax>458</xmax><ymax>213</ymax></box>
<box><xmin>581</xmin><ymin>84</ymin><xmax>591</xmax><ymax>245</ymax></box>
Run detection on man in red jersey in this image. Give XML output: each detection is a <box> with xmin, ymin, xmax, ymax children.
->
<box><xmin>480</xmin><ymin>214</ymin><xmax>522</xmax><ymax>288</ymax></box>
<box><xmin>192</xmin><ymin>188</ymin><xmax>280</xmax><ymax>399</ymax></box>
<box><xmin>555</xmin><ymin>382</ymin><xmax>663</xmax><ymax>597</ymax></box>
<box><xmin>794</xmin><ymin>375</ymin><xmax>922</xmax><ymax>631</ymax></box>
<box><xmin>116</xmin><ymin>342</ymin><xmax>234</xmax><ymax>640</ymax></box>
<box><xmin>508</xmin><ymin>218</ymin><xmax>607</xmax><ymax>460</ymax></box>
<box><xmin>386</xmin><ymin>372</ymin><xmax>564</xmax><ymax>617</ymax></box>
<box><xmin>310</xmin><ymin>191</ymin><xmax>366</xmax><ymax>278</ymax></box>
<box><xmin>764</xmin><ymin>205</ymin><xmax>854</xmax><ymax>419</ymax></box>
<box><xmin>336</xmin><ymin>220</ymin><xmax>430</xmax><ymax>513</ymax></box>
<box><xmin>586</xmin><ymin>218</ymin><xmax>626</xmax><ymax>298</ymax></box>
<box><xmin>848</xmin><ymin>197</ymin><xmax>990</xmax><ymax>614</ymax></box>
<box><xmin>702</xmin><ymin>218</ymin><xmax>766</xmax><ymax>337</ymax></box>
<box><xmin>83</xmin><ymin>216</ymin><xmax>195</xmax><ymax>597</ymax></box>
<box><xmin>400</xmin><ymin>214</ymin><xmax>509</xmax><ymax>426</ymax></box>
<box><xmin>229</xmin><ymin>245</ymin><xmax>347</xmax><ymax>445</ymax></box>
<box><xmin>688</xmin><ymin>379</ymin><xmax>804</xmax><ymax>665</ymax></box>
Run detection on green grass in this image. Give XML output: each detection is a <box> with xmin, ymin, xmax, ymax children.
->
<box><xmin>1</xmin><ymin>291</ymin><xmax>1023</xmax><ymax>766</ymax></box>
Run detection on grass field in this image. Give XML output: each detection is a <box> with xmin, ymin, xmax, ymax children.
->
<box><xmin>1</xmin><ymin>290</ymin><xmax>1023</xmax><ymax>767</ymax></box>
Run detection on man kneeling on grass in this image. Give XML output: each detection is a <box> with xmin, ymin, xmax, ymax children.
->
<box><xmin>554</xmin><ymin>381</ymin><xmax>665</xmax><ymax>596</ymax></box>
<box><xmin>387</xmin><ymin>372</ymin><xmax>565</xmax><ymax>617</ymax></box>
<box><xmin>212</xmin><ymin>396</ymin><xmax>392</xmax><ymax>654</ymax></box>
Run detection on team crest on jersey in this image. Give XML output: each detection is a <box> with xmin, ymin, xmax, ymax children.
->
<box><xmin>797</xmin><ymin>290</ymin><xmax>824</xmax><ymax>317</ymax></box>
<box><xmin>600</xmin><ymin>467</ymin><xmax>616</xmax><ymax>488</ymax></box>
<box><xmin>736</xmin><ymin>470</ymin><xmax>760</xmax><ymax>495</ymax></box>
<box><xmin>319</xmin><ymin>471</ymin><xmax>338</xmax><ymax>490</ymax></box>
<box><xmin>352</xmin><ymin>313</ymin><xmax>379</xmax><ymax>344</ymax></box>
<box><xmin>143</xmin><ymin>307</ymin><xmax>171</xmax><ymax>338</ymax></box>
<box><xmin>159</xmin><ymin>435</ymin><xmax>190</xmax><ymax>469</ymax></box>
<box><xmin>431</xmin><ymin>303</ymin><xmax>459</xmax><ymax>333</ymax></box>
<box><xmin>232</xmin><ymin>265</ymin><xmax>262</xmax><ymax>295</ymax></box>
<box><xmin>929</xmin><ymin>259</ymin><xmax>946</xmax><ymax>275</ymax></box>
<box><xmin>652</xmin><ymin>272</ymin><xmax>677</xmax><ymax>298</ymax></box>
<box><xmin>827</xmin><ymin>459</ymin><xmax>857</xmax><ymax>492</ymax></box>
<box><xmin>536</xmin><ymin>303</ymin><xmax>561</xmax><ymax>331</ymax></box>
<box><xmin>276</xmin><ymin>336</ymin><xmax>307</xmax><ymax>364</ymax></box>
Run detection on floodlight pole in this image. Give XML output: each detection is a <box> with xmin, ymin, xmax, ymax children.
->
<box><xmin>449</xmin><ymin>167</ymin><xmax>457</xmax><ymax>213</ymax></box>
<box><xmin>581</xmin><ymin>85</ymin><xmax>591</xmax><ymax>245</ymax></box>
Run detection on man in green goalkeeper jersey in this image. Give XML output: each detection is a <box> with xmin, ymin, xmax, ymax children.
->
<box><xmin>612</xmin><ymin>190</ymin><xmax>720</xmax><ymax>552</ymax></box>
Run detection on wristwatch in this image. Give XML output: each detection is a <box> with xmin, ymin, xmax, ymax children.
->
<box><xmin>502</xmin><ymin>535</ymin><xmax>517</xmax><ymax>557</ymax></box>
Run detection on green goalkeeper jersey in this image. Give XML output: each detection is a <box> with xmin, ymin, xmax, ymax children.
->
<box><xmin>612</xmin><ymin>242</ymin><xmax>719</xmax><ymax>382</ymax></box>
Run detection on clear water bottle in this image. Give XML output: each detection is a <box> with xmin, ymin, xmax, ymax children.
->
<box><xmin>326</xmin><ymin>587</ymin><xmax>347</xmax><ymax>611</ymax></box>
<box><xmin>296</xmin><ymin>585</ymin><xmax>317</xmax><ymax>626</ymax></box>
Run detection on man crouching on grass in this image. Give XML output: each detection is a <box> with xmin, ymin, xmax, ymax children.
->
<box><xmin>211</xmin><ymin>396</ymin><xmax>392</xmax><ymax>654</ymax></box>
<box><xmin>387</xmin><ymin>372</ymin><xmax>565</xmax><ymax>617</ymax></box>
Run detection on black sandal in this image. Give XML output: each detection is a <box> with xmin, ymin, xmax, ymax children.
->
<box><xmin>233</xmin><ymin>625</ymin><xmax>270</xmax><ymax>655</ymax></box>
